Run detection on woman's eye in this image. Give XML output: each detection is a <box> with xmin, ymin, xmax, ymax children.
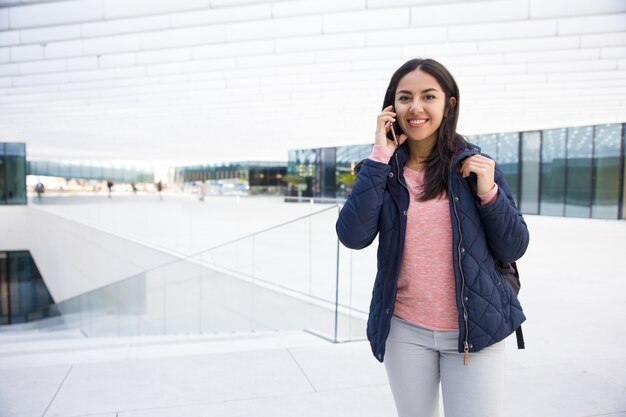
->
<box><xmin>398</xmin><ymin>96</ymin><xmax>410</xmax><ymax>102</ymax></box>
<box><xmin>424</xmin><ymin>95</ymin><xmax>436</xmax><ymax>101</ymax></box>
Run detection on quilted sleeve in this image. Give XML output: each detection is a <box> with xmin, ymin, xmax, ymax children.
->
<box><xmin>476</xmin><ymin>164</ymin><xmax>530</xmax><ymax>262</ymax></box>
<box><xmin>336</xmin><ymin>158</ymin><xmax>391</xmax><ymax>250</ymax></box>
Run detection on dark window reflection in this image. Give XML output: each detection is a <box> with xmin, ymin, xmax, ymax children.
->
<box><xmin>565</xmin><ymin>126</ymin><xmax>593</xmax><ymax>218</ymax></box>
<box><xmin>541</xmin><ymin>128</ymin><xmax>567</xmax><ymax>216</ymax></box>
<box><xmin>592</xmin><ymin>124</ymin><xmax>622</xmax><ymax>219</ymax></box>
<box><xmin>521</xmin><ymin>131</ymin><xmax>541</xmax><ymax>214</ymax></box>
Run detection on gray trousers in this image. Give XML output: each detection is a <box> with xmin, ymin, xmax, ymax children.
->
<box><xmin>384</xmin><ymin>316</ymin><xmax>505</xmax><ymax>417</ymax></box>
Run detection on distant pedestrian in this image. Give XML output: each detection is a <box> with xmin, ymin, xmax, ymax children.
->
<box><xmin>199</xmin><ymin>180</ymin><xmax>208</xmax><ymax>202</ymax></box>
<box><xmin>35</xmin><ymin>181</ymin><xmax>44</xmax><ymax>202</ymax></box>
<box><xmin>156</xmin><ymin>181</ymin><xmax>163</xmax><ymax>201</ymax></box>
<box><xmin>107</xmin><ymin>180</ymin><xmax>114</xmax><ymax>198</ymax></box>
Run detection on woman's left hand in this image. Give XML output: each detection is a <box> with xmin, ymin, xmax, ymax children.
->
<box><xmin>459</xmin><ymin>154</ymin><xmax>496</xmax><ymax>195</ymax></box>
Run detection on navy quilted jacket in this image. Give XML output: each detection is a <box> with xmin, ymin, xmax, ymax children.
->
<box><xmin>336</xmin><ymin>138</ymin><xmax>529</xmax><ymax>362</ymax></box>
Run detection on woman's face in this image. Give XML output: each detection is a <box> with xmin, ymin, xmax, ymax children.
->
<box><xmin>394</xmin><ymin>69</ymin><xmax>450</xmax><ymax>148</ymax></box>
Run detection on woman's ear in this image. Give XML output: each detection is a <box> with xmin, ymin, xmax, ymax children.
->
<box><xmin>445</xmin><ymin>97</ymin><xmax>457</xmax><ymax>116</ymax></box>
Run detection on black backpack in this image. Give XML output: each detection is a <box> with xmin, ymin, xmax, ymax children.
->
<box><xmin>496</xmin><ymin>260</ymin><xmax>525</xmax><ymax>349</ymax></box>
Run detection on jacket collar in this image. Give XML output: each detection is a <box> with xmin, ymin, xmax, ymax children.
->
<box><xmin>390</xmin><ymin>136</ymin><xmax>481</xmax><ymax>172</ymax></box>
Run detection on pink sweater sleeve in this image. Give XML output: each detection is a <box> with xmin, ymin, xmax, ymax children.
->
<box><xmin>478</xmin><ymin>184</ymin><xmax>499</xmax><ymax>206</ymax></box>
<box><xmin>368</xmin><ymin>144</ymin><xmax>393</xmax><ymax>164</ymax></box>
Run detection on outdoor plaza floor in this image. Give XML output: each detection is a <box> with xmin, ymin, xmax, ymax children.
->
<box><xmin>1</xmin><ymin>193</ymin><xmax>625</xmax><ymax>417</ymax></box>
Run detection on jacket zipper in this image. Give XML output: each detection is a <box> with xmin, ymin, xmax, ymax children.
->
<box><xmin>389</xmin><ymin>153</ymin><xmax>410</xmax><ymax>324</ymax></box>
<box><xmin>450</xmin><ymin>182</ymin><xmax>470</xmax><ymax>366</ymax></box>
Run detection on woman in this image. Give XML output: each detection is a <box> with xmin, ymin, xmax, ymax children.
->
<box><xmin>336</xmin><ymin>58</ymin><xmax>529</xmax><ymax>417</ymax></box>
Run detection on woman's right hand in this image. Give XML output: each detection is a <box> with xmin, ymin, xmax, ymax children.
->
<box><xmin>375</xmin><ymin>105</ymin><xmax>406</xmax><ymax>154</ymax></box>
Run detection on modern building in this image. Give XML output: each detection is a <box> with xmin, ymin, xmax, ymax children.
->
<box><xmin>289</xmin><ymin>122</ymin><xmax>626</xmax><ymax>220</ymax></box>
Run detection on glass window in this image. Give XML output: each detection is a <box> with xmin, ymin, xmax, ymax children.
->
<box><xmin>565</xmin><ymin>126</ymin><xmax>594</xmax><ymax>218</ymax></box>
<box><xmin>4</xmin><ymin>143</ymin><xmax>26</xmax><ymax>205</ymax></box>
<box><xmin>497</xmin><ymin>133</ymin><xmax>520</xmax><ymax>204</ymax></box>
<box><xmin>520</xmin><ymin>131</ymin><xmax>541</xmax><ymax>214</ymax></box>
<box><xmin>0</xmin><ymin>143</ymin><xmax>5</xmax><ymax>202</ymax></box>
<box><xmin>592</xmin><ymin>124</ymin><xmax>622</xmax><ymax>219</ymax></box>
<box><xmin>540</xmin><ymin>128</ymin><xmax>567</xmax><ymax>216</ymax></box>
<box><xmin>477</xmin><ymin>134</ymin><xmax>498</xmax><ymax>158</ymax></box>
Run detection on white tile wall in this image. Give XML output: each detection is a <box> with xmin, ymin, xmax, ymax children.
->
<box><xmin>140</xmin><ymin>25</ymin><xmax>227</xmax><ymax>50</ymax></box>
<box><xmin>10</xmin><ymin>44</ymin><xmax>44</xmax><ymax>62</ymax></box>
<box><xmin>67</xmin><ymin>57</ymin><xmax>100</xmax><ymax>71</ymax></box>
<box><xmin>365</xmin><ymin>27</ymin><xmax>447</xmax><ymax>47</ymax></box>
<box><xmin>136</xmin><ymin>48</ymin><xmax>192</xmax><ymax>65</ymax></box>
<box><xmin>0</xmin><ymin>31</ymin><xmax>20</xmax><ymax>47</ymax></box>
<box><xmin>0</xmin><ymin>77</ymin><xmax>11</xmax><ymax>88</ymax></box>
<box><xmin>401</xmin><ymin>41</ymin><xmax>479</xmax><ymax>57</ymax></box>
<box><xmin>237</xmin><ymin>51</ymin><xmax>315</xmax><ymax>69</ymax></box>
<box><xmin>558</xmin><ymin>14</ymin><xmax>626</xmax><ymax>35</ymax></box>
<box><xmin>410</xmin><ymin>0</ymin><xmax>528</xmax><ymax>27</ymax></box>
<box><xmin>210</xmin><ymin>0</ymin><xmax>277</xmax><ymax>7</ymax></box>
<box><xmin>531</xmin><ymin>0</ymin><xmax>626</xmax><ymax>18</ymax></box>
<box><xmin>8</xmin><ymin>0</ymin><xmax>104</xmax><ymax>29</ymax></box>
<box><xmin>180</xmin><ymin>58</ymin><xmax>237</xmax><ymax>73</ymax></box>
<box><xmin>272</xmin><ymin>0</ymin><xmax>366</xmax><ymax>18</ymax></box>
<box><xmin>82</xmin><ymin>15</ymin><xmax>170</xmax><ymax>38</ymax></box>
<box><xmin>20</xmin><ymin>24</ymin><xmax>82</xmax><ymax>45</ymax></box>
<box><xmin>528</xmin><ymin>59</ymin><xmax>617</xmax><ymax>73</ymax></box>
<box><xmin>315</xmin><ymin>46</ymin><xmax>403</xmax><ymax>63</ymax></box>
<box><xmin>367</xmin><ymin>0</ymin><xmax>477</xmax><ymax>8</ymax></box>
<box><xmin>581</xmin><ymin>32</ymin><xmax>626</xmax><ymax>48</ymax></box>
<box><xmin>505</xmin><ymin>48</ymin><xmax>600</xmax><ymax>63</ymax></box>
<box><xmin>69</xmin><ymin>66</ymin><xmax>146</xmax><ymax>83</ymax></box>
<box><xmin>449</xmin><ymin>19</ymin><xmax>557</xmax><ymax>41</ymax></box>
<box><xmin>0</xmin><ymin>62</ymin><xmax>19</xmax><ymax>77</ymax></box>
<box><xmin>99</xmin><ymin>53</ymin><xmax>136</xmax><ymax>68</ymax></box>
<box><xmin>0</xmin><ymin>9</ymin><xmax>9</xmax><ymax>31</ymax></box>
<box><xmin>171</xmin><ymin>4</ymin><xmax>271</xmax><ymax>27</ymax></box>
<box><xmin>145</xmin><ymin>62</ymin><xmax>182</xmax><ymax>76</ymax></box>
<box><xmin>12</xmin><ymin>72</ymin><xmax>70</xmax><ymax>87</ymax></box>
<box><xmin>83</xmin><ymin>34</ymin><xmax>141</xmax><ymax>55</ymax></box>
<box><xmin>44</xmin><ymin>39</ymin><xmax>83</xmax><ymax>59</ymax></box>
<box><xmin>0</xmin><ymin>48</ymin><xmax>9</xmax><ymax>64</ymax></box>
<box><xmin>478</xmin><ymin>35</ymin><xmax>580</xmax><ymax>53</ymax></box>
<box><xmin>323</xmin><ymin>8</ymin><xmax>410</xmax><ymax>33</ymax></box>
<box><xmin>226</xmin><ymin>15</ymin><xmax>322</xmax><ymax>42</ymax></box>
<box><xmin>19</xmin><ymin>59</ymin><xmax>66</xmax><ymax>75</ymax></box>
<box><xmin>601</xmin><ymin>46</ymin><xmax>626</xmax><ymax>59</ymax></box>
<box><xmin>103</xmin><ymin>0</ymin><xmax>209</xmax><ymax>20</ymax></box>
<box><xmin>192</xmin><ymin>40</ymin><xmax>274</xmax><ymax>59</ymax></box>
<box><xmin>275</xmin><ymin>33</ymin><xmax>366</xmax><ymax>53</ymax></box>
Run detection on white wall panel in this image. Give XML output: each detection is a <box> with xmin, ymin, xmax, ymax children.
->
<box><xmin>99</xmin><ymin>53</ymin><xmax>136</xmax><ymax>68</ymax></box>
<box><xmin>10</xmin><ymin>44</ymin><xmax>45</xmax><ymax>61</ymax></box>
<box><xmin>0</xmin><ymin>77</ymin><xmax>11</xmax><ymax>88</ymax></box>
<box><xmin>366</xmin><ymin>27</ymin><xmax>446</xmax><ymax>46</ymax></box>
<box><xmin>20</xmin><ymin>24</ymin><xmax>82</xmax><ymax>45</ymax></box>
<box><xmin>192</xmin><ymin>40</ymin><xmax>274</xmax><ymax>59</ymax></box>
<box><xmin>275</xmin><ymin>33</ymin><xmax>365</xmax><ymax>53</ymax></box>
<box><xmin>69</xmin><ymin>66</ymin><xmax>146</xmax><ymax>83</ymax></box>
<box><xmin>528</xmin><ymin>59</ymin><xmax>617</xmax><ymax>73</ymax></box>
<box><xmin>8</xmin><ymin>0</ymin><xmax>104</xmax><ymax>29</ymax></box>
<box><xmin>226</xmin><ymin>15</ymin><xmax>322</xmax><ymax>42</ymax></box>
<box><xmin>0</xmin><ymin>63</ymin><xmax>19</xmax><ymax>76</ymax></box>
<box><xmin>0</xmin><ymin>48</ymin><xmax>9</xmax><ymax>64</ymax></box>
<box><xmin>272</xmin><ymin>0</ymin><xmax>365</xmax><ymax>18</ymax></box>
<box><xmin>140</xmin><ymin>25</ymin><xmax>226</xmax><ymax>50</ymax></box>
<box><xmin>103</xmin><ymin>0</ymin><xmax>209</xmax><ymax>19</ymax></box>
<box><xmin>44</xmin><ymin>39</ymin><xmax>83</xmax><ymax>59</ymax></box>
<box><xmin>82</xmin><ymin>15</ymin><xmax>170</xmax><ymax>38</ymax></box>
<box><xmin>211</xmin><ymin>0</ymin><xmax>278</xmax><ymax>7</ymax></box>
<box><xmin>236</xmin><ymin>51</ymin><xmax>314</xmax><ymax>69</ymax></box>
<box><xmin>67</xmin><ymin>56</ymin><xmax>99</xmax><ymax>71</ymax></box>
<box><xmin>180</xmin><ymin>58</ymin><xmax>237</xmax><ymax>73</ymax></box>
<box><xmin>323</xmin><ymin>8</ymin><xmax>410</xmax><ymax>33</ymax></box>
<box><xmin>531</xmin><ymin>0</ymin><xmax>626</xmax><ymax>18</ymax></box>
<box><xmin>479</xmin><ymin>35</ymin><xmax>579</xmax><ymax>53</ymax></box>
<box><xmin>410</xmin><ymin>0</ymin><xmax>528</xmax><ymax>27</ymax></box>
<box><xmin>316</xmin><ymin>45</ymin><xmax>403</xmax><ymax>63</ymax></box>
<box><xmin>601</xmin><ymin>46</ymin><xmax>626</xmax><ymax>58</ymax></box>
<box><xmin>558</xmin><ymin>14</ymin><xmax>626</xmax><ymax>35</ymax></box>
<box><xmin>171</xmin><ymin>4</ymin><xmax>271</xmax><ymax>27</ymax></box>
<box><xmin>402</xmin><ymin>41</ymin><xmax>478</xmax><ymax>57</ymax></box>
<box><xmin>12</xmin><ymin>72</ymin><xmax>70</xmax><ymax>87</ymax></box>
<box><xmin>367</xmin><ymin>0</ymin><xmax>482</xmax><ymax>7</ymax></box>
<box><xmin>0</xmin><ymin>9</ymin><xmax>9</xmax><ymax>31</ymax></box>
<box><xmin>0</xmin><ymin>31</ymin><xmax>20</xmax><ymax>47</ymax></box>
<box><xmin>505</xmin><ymin>48</ymin><xmax>600</xmax><ymax>63</ymax></box>
<box><xmin>145</xmin><ymin>62</ymin><xmax>182</xmax><ymax>76</ymax></box>
<box><xmin>449</xmin><ymin>19</ymin><xmax>557</xmax><ymax>41</ymax></box>
<box><xmin>19</xmin><ymin>59</ymin><xmax>65</xmax><ymax>75</ymax></box>
<box><xmin>136</xmin><ymin>48</ymin><xmax>192</xmax><ymax>65</ymax></box>
<box><xmin>83</xmin><ymin>34</ymin><xmax>141</xmax><ymax>55</ymax></box>
<box><xmin>581</xmin><ymin>32</ymin><xmax>626</xmax><ymax>47</ymax></box>
<box><xmin>618</xmin><ymin>59</ymin><xmax>626</xmax><ymax>70</ymax></box>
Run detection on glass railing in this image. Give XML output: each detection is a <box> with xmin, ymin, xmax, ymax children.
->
<box><xmin>55</xmin><ymin>204</ymin><xmax>373</xmax><ymax>343</ymax></box>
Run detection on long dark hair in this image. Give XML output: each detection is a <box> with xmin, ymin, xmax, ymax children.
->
<box><xmin>382</xmin><ymin>58</ymin><xmax>462</xmax><ymax>201</ymax></box>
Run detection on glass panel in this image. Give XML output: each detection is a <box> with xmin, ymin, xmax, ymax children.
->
<box><xmin>592</xmin><ymin>124</ymin><xmax>622</xmax><ymax>219</ymax></box>
<box><xmin>497</xmin><ymin>133</ymin><xmax>520</xmax><ymax>204</ymax></box>
<box><xmin>540</xmin><ymin>128</ymin><xmax>567</xmax><ymax>216</ymax></box>
<box><xmin>4</xmin><ymin>143</ymin><xmax>26</xmax><ymax>204</ymax></box>
<box><xmin>520</xmin><ymin>131</ymin><xmax>541</xmax><ymax>214</ymax></box>
<box><xmin>0</xmin><ymin>144</ymin><xmax>5</xmax><ymax>202</ymax></box>
<box><xmin>477</xmin><ymin>134</ymin><xmax>498</xmax><ymax>158</ymax></box>
<box><xmin>0</xmin><ymin>252</ymin><xmax>8</xmax><ymax>325</ymax></box>
<box><xmin>565</xmin><ymin>126</ymin><xmax>594</xmax><ymax>218</ymax></box>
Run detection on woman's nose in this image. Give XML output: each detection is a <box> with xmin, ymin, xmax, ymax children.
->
<box><xmin>409</xmin><ymin>101</ymin><xmax>423</xmax><ymax>112</ymax></box>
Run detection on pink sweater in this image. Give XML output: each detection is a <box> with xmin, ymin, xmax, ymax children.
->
<box><xmin>368</xmin><ymin>145</ymin><xmax>497</xmax><ymax>331</ymax></box>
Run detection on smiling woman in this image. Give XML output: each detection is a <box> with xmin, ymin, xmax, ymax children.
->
<box><xmin>336</xmin><ymin>58</ymin><xmax>529</xmax><ymax>417</ymax></box>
